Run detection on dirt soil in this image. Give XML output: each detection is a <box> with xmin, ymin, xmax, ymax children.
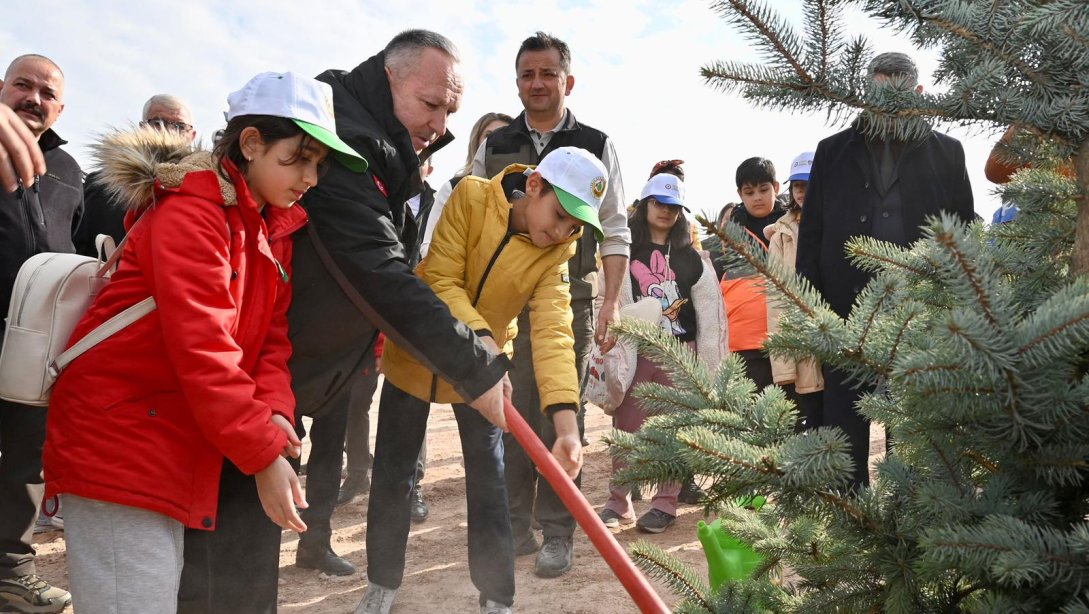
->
<box><xmin>34</xmin><ymin>382</ymin><xmax>885</xmax><ymax>613</ymax></box>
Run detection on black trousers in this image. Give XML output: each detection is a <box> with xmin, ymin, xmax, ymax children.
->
<box><xmin>344</xmin><ymin>360</ymin><xmax>380</xmax><ymax>477</ymax></box>
<box><xmin>0</xmin><ymin>399</ymin><xmax>46</xmax><ymax>579</ymax></box>
<box><xmin>295</xmin><ymin>384</ymin><xmax>352</xmax><ymax>546</ymax></box>
<box><xmin>503</xmin><ymin>299</ymin><xmax>592</xmax><ymax>539</ymax></box>
<box><xmin>343</xmin><ymin>360</ymin><xmax>426</xmax><ymax>481</ymax></box>
<box><xmin>178</xmin><ymin>460</ymin><xmax>281</xmax><ymax>614</ymax></box>
<box><xmin>814</xmin><ymin>366</ymin><xmax>873</xmax><ymax>489</ymax></box>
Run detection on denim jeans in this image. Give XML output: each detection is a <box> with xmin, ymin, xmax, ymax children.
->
<box><xmin>367</xmin><ymin>382</ymin><xmax>514</xmax><ymax>606</ymax></box>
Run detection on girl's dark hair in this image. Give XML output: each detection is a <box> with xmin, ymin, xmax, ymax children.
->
<box><xmin>629</xmin><ymin>196</ymin><xmax>692</xmax><ymax>251</ymax></box>
<box><xmin>212</xmin><ymin>115</ymin><xmax>323</xmax><ymax>179</ymax></box>
<box><xmin>785</xmin><ymin>182</ymin><xmax>802</xmax><ymax>212</ymax></box>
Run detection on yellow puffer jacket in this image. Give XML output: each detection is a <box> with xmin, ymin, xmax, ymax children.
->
<box><xmin>382</xmin><ymin>165</ymin><xmax>580</xmax><ymax>410</ymax></box>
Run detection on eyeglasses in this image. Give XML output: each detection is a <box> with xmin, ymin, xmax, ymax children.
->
<box><xmin>140</xmin><ymin>117</ymin><xmax>193</xmax><ymax>133</ymax></box>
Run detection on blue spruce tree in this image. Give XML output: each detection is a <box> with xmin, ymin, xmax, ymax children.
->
<box><xmin>610</xmin><ymin>1</ymin><xmax>1089</xmax><ymax>612</ymax></box>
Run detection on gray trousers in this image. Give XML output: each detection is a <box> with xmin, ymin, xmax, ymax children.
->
<box><xmin>63</xmin><ymin>494</ymin><xmax>184</xmax><ymax>614</ymax></box>
<box><xmin>503</xmin><ymin>298</ymin><xmax>593</xmax><ymax>539</ymax></box>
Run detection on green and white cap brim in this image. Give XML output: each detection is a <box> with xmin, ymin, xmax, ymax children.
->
<box><xmin>533</xmin><ymin>146</ymin><xmax>608</xmax><ymax>241</ymax></box>
<box><xmin>293</xmin><ymin>119</ymin><xmax>367</xmax><ymax>173</ymax></box>
<box><xmin>226</xmin><ymin>71</ymin><xmax>368</xmax><ymax>173</ymax></box>
<box><xmin>553</xmin><ymin>185</ymin><xmax>604</xmax><ymax>241</ymax></box>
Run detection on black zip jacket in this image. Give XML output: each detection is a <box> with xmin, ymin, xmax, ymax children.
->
<box><xmin>0</xmin><ymin>128</ymin><xmax>83</xmax><ymax>320</ymax></box>
<box><xmin>287</xmin><ymin>52</ymin><xmax>508</xmax><ymax>415</ymax></box>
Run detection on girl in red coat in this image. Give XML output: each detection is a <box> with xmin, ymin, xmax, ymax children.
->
<box><xmin>43</xmin><ymin>72</ymin><xmax>367</xmax><ymax>614</ymax></box>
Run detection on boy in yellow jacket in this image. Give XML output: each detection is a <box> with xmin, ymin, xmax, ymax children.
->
<box><xmin>358</xmin><ymin>147</ymin><xmax>606</xmax><ymax>614</ymax></box>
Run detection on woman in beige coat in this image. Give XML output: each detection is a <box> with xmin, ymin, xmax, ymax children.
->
<box><xmin>764</xmin><ymin>151</ymin><xmax>823</xmax><ymax>430</ymax></box>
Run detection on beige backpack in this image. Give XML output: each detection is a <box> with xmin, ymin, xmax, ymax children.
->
<box><xmin>0</xmin><ymin>235</ymin><xmax>155</xmax><ymax>406</ymax></box>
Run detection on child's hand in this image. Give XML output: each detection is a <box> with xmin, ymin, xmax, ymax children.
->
<box><xmin>255</xmin><ymin>455</ymin><xmax>308</xmax><ymax>533</ymax></box>
<box><xmin>552</xmin><ymin>434</ymin><xmax>583</xmax><ymax>479</ymax></box>
<box><xmin>271</xmin><ymin>414</ymin><xmax>302</xmax><ymax>459</ymax></box>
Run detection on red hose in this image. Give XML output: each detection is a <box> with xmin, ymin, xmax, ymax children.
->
<box><xmin>504</xmin><ymin>400</ymin><xmax>670</xmax><ymax>614</ymax></box>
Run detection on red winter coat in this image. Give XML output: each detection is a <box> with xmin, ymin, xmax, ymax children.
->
<box><xmin>44</xmin><ymin>132</ymin><xmax>307</xmax><ymax>530</ymax></box>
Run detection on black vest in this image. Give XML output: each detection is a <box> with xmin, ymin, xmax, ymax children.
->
<box><xmin>483</xmin><ymin>111</ymin><xmax>608</xmax><ymax>300</ymax></box>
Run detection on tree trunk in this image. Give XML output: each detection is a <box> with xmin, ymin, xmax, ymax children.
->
<box><xmin>1073</xmin><ymin>139</ymin><xmax>1089</xmax><ymax>275</ymax></box>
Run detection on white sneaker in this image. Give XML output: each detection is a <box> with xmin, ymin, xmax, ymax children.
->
<box><xmin>355</xmin><ymin>582</ymin><xmax>398</xmax><ymax>614</ymax></box>
<box><xmin>481</xmin><ymin>599</ymin><xmax>512</xmax><ymax>614</ymax></box>
<box><xmin>33</xmin><ymin>497</ymin><xmax>63</xmax><ymax>534</ymax></box>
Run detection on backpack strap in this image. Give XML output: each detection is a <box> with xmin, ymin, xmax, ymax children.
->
<box><xmin>50</xmin><ymin>296</ymin><xmax>157</xmax><ymax>378</ymax></box>
<box><xmin>53</xmin><ymin>209</ymin><xmax>157</xmax><ymax>378</ymax></box>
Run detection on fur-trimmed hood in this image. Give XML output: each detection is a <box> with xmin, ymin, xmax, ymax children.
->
<box><xmin>89</xmin><ymin>127</ymin><xmax>236</xmax><ymax>211</ymax></box>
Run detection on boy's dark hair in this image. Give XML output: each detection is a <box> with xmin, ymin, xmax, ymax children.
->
<box><xmin>213</xmin><ymin>115</ymin><xmax>323</xmax><ymax>180</ymax></box>
<box><xmin>516</xmin><ymin>31</ymin><xmax>571</xmax><ymax>74</ymax></box>
<box><xmin>629</xmin><ymin>196</ymin><xmax>693</xmax><ymax>252</ymax></box>
<box><xmin>735</xmin><ymin>157</ymin><xmax>776</xmax><ymax>188</ymax></box>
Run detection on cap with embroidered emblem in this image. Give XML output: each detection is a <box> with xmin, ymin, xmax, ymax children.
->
<box><xmin>529</xmin><ymin>146</ymin><xmax>607</xmax><ymax>241</ymax></box>
<box><xmin>639</xmin><ymin>173</ymin><xmax>688</xmax><ymax>211</ymax></box>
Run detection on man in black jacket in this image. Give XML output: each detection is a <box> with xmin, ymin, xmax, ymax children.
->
<box><xmin>796</xmin><ymin>52</ymin><xmax>975</xmax><ymax>489</ymax></box>
<box><xmin>0</xmin><ymin>54</ymin><xmax>79</xmax><ymax>614</ymax></box>
<box><xmin>174</xmin><ymin>31</ymin><xmax>509</xmax><ymax>614</ymax></box>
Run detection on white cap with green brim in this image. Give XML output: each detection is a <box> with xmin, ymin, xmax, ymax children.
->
<box><xmin>226</xmin><ymin>71</ymin><xmax>368</xmax><ymax>173</ymax></box>
<box><xmin>531</xmin><ymin>146</ymin><xmax>607</xmax><ymax>241</ymax></box>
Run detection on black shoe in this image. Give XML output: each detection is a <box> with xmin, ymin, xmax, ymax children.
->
<box><xmin>410</xmin><ymin>486</ymin><xmax>429</xmax><ymax>523</ymax></box>
<box><xmin>514</xmin><ymin>531</ymin><xmax>539</xmax><ymax>557</ymax></box>
<box><xmin>678</xmin><ymin>480</ymin><xmax>705</xmax><ymax>505</ymax></box>
<box><xmin>337</xmin><ymin>472</ymin><xmax>370</xmax><ymax>506</ymax></box>
<box><xmin>534</xmin><ymin>536</ymin><xmax>573</xmax><ymax>578</ymax></box>
<box><xmin>598</xmin><ymin>508</ymin><xmax>634</xmax><ymax>529</ymax></box>
<box><xmin>636</xmin><ymin>509</ymin><xmax>676</xmax><ymax>534</ymax></box>
<box><xmin>296</xmin><ymin>541</ymin><xmax>357</xmax><ymax>576</ymax></box>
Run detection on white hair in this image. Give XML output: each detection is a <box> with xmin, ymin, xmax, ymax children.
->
<box><xmin>142</xmin><ymin>94</ymin><xmax>191</xmax><ymax>120</ymax></box>
<box><xmin>384</xmin><ymin>29</ymin><xmax>459</xmax><ymax>77</ymax></box>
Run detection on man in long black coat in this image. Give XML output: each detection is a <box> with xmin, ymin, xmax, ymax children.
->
<box><xmin>796</xmin><ymin>52</ymin><xmax>975</xmax><ymax>489</ymax></box>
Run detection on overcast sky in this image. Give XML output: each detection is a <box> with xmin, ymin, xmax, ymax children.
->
<box><xmin>4</xmin><ymin>1</ymin><xmax>1005</xmax><ymax>222</ymax></box>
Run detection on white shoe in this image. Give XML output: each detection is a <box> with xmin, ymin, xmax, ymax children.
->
<box><xmin>481</xmin><ymin>599</ymin><xmax>512</xmax><ymax>614</ymax></box>
<box><xmin>355</xmin><ymin>582</ymin><xmax>398</xmax><ymax>614</ymax></box>
<box><xmin>34</xmin><ymin>496</ymin><xmax>64</xmax><ymax>533</ymax></box>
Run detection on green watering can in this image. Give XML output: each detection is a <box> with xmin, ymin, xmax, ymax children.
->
<box><xmin>696</xmin><ymin>496</ymin><xmax>765</xmax><ymax>590</ymax></box>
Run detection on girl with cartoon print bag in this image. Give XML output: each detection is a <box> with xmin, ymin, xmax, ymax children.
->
<box><xmin>596</xmin><ymin>171</ymin><xmax>726</xmax><ymax>535</ymax></box>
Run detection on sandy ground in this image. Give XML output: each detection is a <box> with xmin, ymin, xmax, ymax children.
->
<box><xmin>34</xmin><ymin>384</ymin><xmax>885</xmax><ymax>613</ymax></box>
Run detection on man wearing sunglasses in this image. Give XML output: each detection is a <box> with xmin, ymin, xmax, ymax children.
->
<box><xmin>73</xmin><ymin>94</ymin><xmax>196</xmax><ymax>256</ymax></box>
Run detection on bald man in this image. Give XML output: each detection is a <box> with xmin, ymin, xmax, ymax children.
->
<box><xmin>74</xmin><ymin>93</ymin><xmax>197</xmax><ymax>256</ymax></box>
<box><xmin>0</xmin><ymin>54</ymin><xmax>80</xmax><ymax>614</ymax></box>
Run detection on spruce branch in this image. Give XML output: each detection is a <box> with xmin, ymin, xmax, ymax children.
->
<box><xmin>629</xmin><ymin>541</ymin><xmax>713</xmax><ymax>612</ymax></box>
<box><xmin>710</xmin><ymin>0</ymin><xmax>812</xmax><ymax>83</ymax></box>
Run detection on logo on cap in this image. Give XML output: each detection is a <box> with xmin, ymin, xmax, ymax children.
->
<box><xmin>322</xmin><ymin>93</ymin><xmax>335</xmax><ymax>120</ymax></box>
<box><xmin>591</xmin><ymin>176</ymin><xmax>606</xmax><ymax>199</ymax></box>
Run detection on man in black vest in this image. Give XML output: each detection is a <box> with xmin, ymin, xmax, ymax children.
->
<box><xmin>472</xmin><ymin>31</ymin><xmax>630</xmax><ymax>579</ymax></box>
